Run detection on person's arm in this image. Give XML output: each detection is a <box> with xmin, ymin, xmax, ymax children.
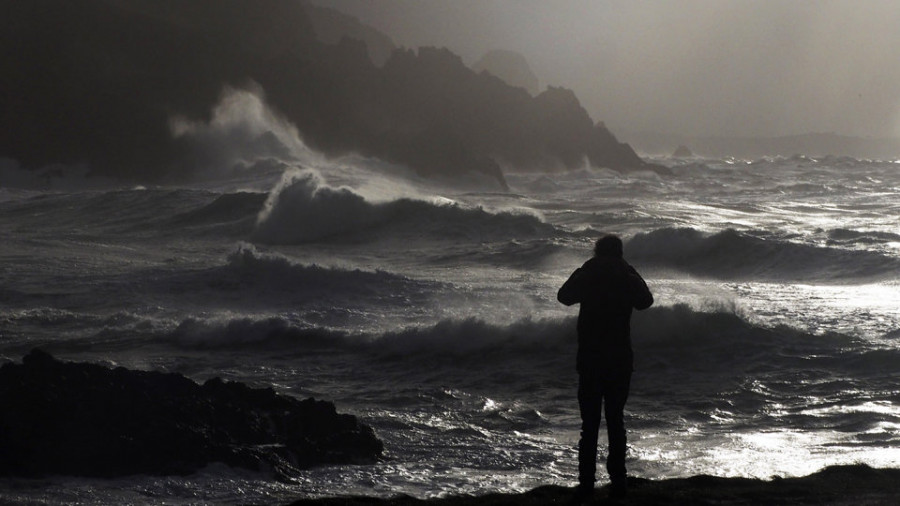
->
<box><xmin>557</xmin><ymin>268</ymin><xmax>586</xmax><ymax>306</ymax></box>
<box><xmin>627</xmin><ymin>265</ymin><xmax>654</xmax><ymax>310</ymax></box>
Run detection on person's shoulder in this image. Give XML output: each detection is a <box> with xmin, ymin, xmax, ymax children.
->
<box><xmin>585</xmin><ymin>256</ymin><xmax>627</xmax><ymax>268</ymax></box>
<box><xmin>581</xmin><ymin>257</ymin><xmax>604</xmax><ymax>271</ymax></box>
<box><xmin>583</xmin><ymin>257</ymin><xmax>630</xmax><ymax>279</ymax></box>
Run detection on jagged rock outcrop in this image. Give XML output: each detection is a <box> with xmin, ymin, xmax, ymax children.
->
<box><xmin>0</xmin><ymin>350</ymin><xmax>383</xmax><ymax>479</ymax></box>
<box><xmin>472</xmin><ymin>49</ymin><xmax>540</xmax><ymax>95</ymax></box>
<box><xmin>673</xmin><ymin>145</ymin><xmax>693</xmax><ymax>157</ymax></box>
<box><xmin>304</xmin><ymin>2</ymin><xmax>396</xmax><ymax>66</ymax></box>
<box><xmin>1</xmin><ymin>0</ymin><xmax>667</xmax><ymax>189</ymax></box>
<box><xmin>350</xmin><ymin>48</ymin><xmax>667</xmax><ymax>178</ymax></box>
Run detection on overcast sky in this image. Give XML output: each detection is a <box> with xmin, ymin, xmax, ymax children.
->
<box><xmin>318</xmin><ymin>0</ymin><xmax>900</xmax><ymax>139</ymax></box>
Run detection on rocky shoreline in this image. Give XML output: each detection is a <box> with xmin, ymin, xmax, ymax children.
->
<box><xmin>0</xmin><ymin>350</ymin><xmax>382</xmax><ymax>479</ymax></box>
<box><xmin>286</xmin><ymin>465</ymin><xmax>900</xmax><ymax>505</ymax></box>
<box><xmin>3</xmin><ymin>351</ymin><xmax>895</xmax><ymax>505</ymax></box>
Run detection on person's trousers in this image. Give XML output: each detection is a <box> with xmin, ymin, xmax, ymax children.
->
<box><xmin>577</xmin><ymin>369</ymin><xmax>631</xmax><ymax>488</ymax></box>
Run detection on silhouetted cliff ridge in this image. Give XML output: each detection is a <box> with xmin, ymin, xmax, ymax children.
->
<box><xmin>472</xmin><ymin>49</ymin><xmax>540</xmax><ymax>95</ymax></box>
<box><xmin>2</xmin><ymin>0</ymin><xmax>665</xmax><ymax>188</ymax></box>
<box><xmin>305</xmin><ymin>2</ymin><xmax>396</xmax><ymax>66</ymax></box>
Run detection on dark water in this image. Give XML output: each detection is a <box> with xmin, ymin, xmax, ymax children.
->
<box><xmin>1</xmin><ymin>154</ymin><xmax>898</xmax><ymax>503</ymax></box>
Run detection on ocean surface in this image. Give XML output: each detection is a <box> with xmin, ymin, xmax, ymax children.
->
<box><xmin>1</xmin><ymin>150</ymin><xmax>899</xmax><ymax>504</ymax></box>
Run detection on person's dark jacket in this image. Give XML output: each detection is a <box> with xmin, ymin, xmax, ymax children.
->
<box><xmin>558</xmin><ymin>256</ymin><xmax>653</xmax><ymax>374</ymax></box>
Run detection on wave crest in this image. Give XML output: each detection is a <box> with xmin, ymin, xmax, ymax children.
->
<box><xmin>170</xmin><ymin>316</ymin><xmax>348</xmax><ymax>348</ymax></box>
<box><xmin>252</xmin><ymin>170</ymin><xmax>554</xmax><ymax>244</ymax></box>
<box><xmin>162</xmin><ymin>304</ymin><xmax>863</xmax><ymax>371</ymax></box>
<box><xmin>217</xmin><ymin>243</ymin><xmax>432</xmax><ymax>301</ymax></box>
<box><xmin>827</xmin><ymin>228</ymin><xmax>900</xmax><ymax>246</ymax></box>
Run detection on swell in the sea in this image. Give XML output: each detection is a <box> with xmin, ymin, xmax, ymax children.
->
<box><xmin>154</xmin><ymin>303</ymin><xmax>889</xmax><ymax>377</ymax></box>
<box><xmin>105</xmin><ymin>243</ymin><xmax>442</xmax><ymax>316</ymax></box>
<box><xmin>627</xmin><ymin>227</ymin><xmax>900</xmax><ymax>281</ymax></box>
<box><xmin>6</xmin><ymin>163</ymin><xmax>896</xmax><ymax>283</ymax></box>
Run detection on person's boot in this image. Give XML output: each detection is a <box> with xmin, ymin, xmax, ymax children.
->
<box><xmin>571</xmin><ymin>483</ymin><xmax>594</xmax><ymax>505</ymax></box>
<box><xmin>608</xmin><ymin>476</ymin><xmax>628</xmax><ymax>499</ymax></box>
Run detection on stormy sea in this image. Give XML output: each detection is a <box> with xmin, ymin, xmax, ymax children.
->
<box><xmin>1</xmin><ymin>136</ymin><xmax>898</xmax><ymax>504</ymax></box>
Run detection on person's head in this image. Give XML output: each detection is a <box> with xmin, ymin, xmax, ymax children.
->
<box><xmin>594</xmin><ymin>234</ymin><xmax>624</xmax><ymax>259</ymax></box>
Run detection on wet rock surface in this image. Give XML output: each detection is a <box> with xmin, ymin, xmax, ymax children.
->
<box><xmin>0</xmin><ymin>349</ymin><xmax>382</xmax><ymax>479</ymax></box>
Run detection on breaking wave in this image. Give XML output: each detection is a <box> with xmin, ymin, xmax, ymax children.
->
<box><xmin>165</xmin><ymin>313</ymin><xmax>575</xmax><ymax>354</ymax></box>
<box><xmin>169</xmin><ymin>316</ymin><xmax>349</xmax><ymax>349</ymax></box>
<box><xmin>218</xmin><ymin>243</ymin><xmax>431</xmax><ymax>295</ymax></box>
<box><xmin>252</xmin><ymin>170</ymin><xmax>556</xmax><ymax>244</ymax></box>
<box><xmin>167</xmin><ymin>192</ymin><xmax>267</xmax><ymax>231</ymax></box>
<box><xmin>162</xmin><ymin>304</ymin><xmax>868</xmax><ymax>373</ymax></box>
<box><xmin>627</xmin><ymin>227</ymin><xmax>900</xmax><ymax>280</ymax></box>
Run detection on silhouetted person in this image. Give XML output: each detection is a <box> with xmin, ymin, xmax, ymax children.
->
<box><xmin>558</xmin><ymin>235</ymin><xmax>653</xmax><ymax>501</ymax></box>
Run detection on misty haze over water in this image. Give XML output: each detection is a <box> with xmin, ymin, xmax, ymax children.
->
<box><xmin>321</xmin><ymin>0</ymin><xmax>900</xmax><ymax>141</ymax></box>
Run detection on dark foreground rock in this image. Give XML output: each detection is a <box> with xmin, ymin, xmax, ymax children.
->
<box><xmin>286</xmin><ymin>465</ymin><xmax>900</xmax><ymax>505</ymax></box>
<box><xmin>0</xmin><ymin>350</ymin><xmax>382</xmax><ymax>479</ymax></box>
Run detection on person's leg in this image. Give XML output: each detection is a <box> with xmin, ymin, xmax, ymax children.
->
<box><xmin>603</xmin><ymin>372</ymin><xmax>631</xmax><ymax>494</ymax></box>
<box><xmin>577</xmin><ymin>371</ymin><xmax>604</xmax><ymax>493</ymax></box>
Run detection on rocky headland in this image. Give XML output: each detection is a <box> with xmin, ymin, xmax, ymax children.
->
<box><xmin>2</xmin><ymin>0</ymin><xmax>667</xmax><ymax>189</ymax></box>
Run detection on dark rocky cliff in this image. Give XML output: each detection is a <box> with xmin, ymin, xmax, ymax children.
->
<box><xmin>1</xmin><ymin>0</ymin><xmax>666</xmax><ymax>189</ymax></box>
<box><xmin>305</xmin><ymin>2</ymin><xmax>396</xmax><ymax>66</ymax></box>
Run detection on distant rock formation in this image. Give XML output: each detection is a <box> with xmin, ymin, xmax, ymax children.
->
<box><xmin>0</xmin><ymin>350</ymin><xmax>383</xmax><ymax>479</ymax></box>
<box><xmin>1</xmin><ymin>0</ymin><xmax>667</xmax><ymax>189</ymax></box>
<box><xmin>293</xmin><ymin>45</ymin><xmax>667</xmax><ymax>180</ymax></box>
<box><xmin>472</xmin><ymin>49</ymin><xmax>540</xmax><ymax>95</ymax></box>
<box><xmin>623</xmin><ymin>131</ymin><xmax>900</xmax><ymax>160</ymax></box>
<box><xmin>672</xmin><ymin>145</ymin><xmax>693</xmax><ymax>157</ymax></box>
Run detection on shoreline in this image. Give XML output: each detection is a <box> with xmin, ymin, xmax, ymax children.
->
<box><xmin>285</xmin><ymin>464</ymin><xmax>900</xmax><ymax>505</ymax></box>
